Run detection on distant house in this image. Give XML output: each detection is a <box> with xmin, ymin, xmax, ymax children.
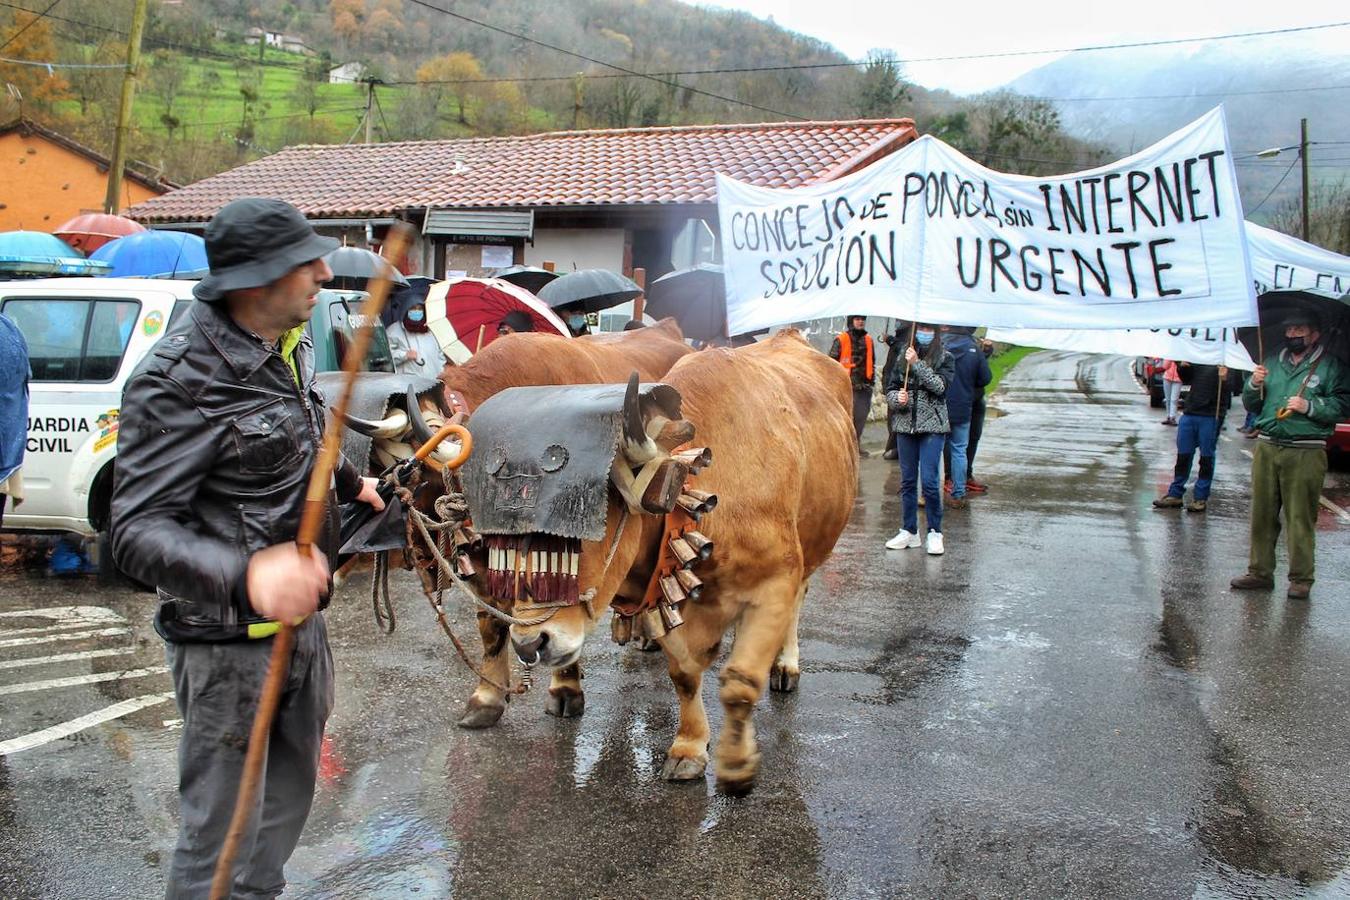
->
<box><xmin>124</xmin><ymin>119</ymin><xmax>918</xmax><ymax>287</ymax></box>
<box><xmin>244</xmin><ymin>27</ymin><xmax>309</xmax><ymax>53</ymax></box>
<box><xmin>0</xmin><ymin>118</ymin><xmax>173</xmax><ymax>230</ymax></box>
<box><xmin>329</xmin><ymin>62</ymin><xmax>366</xmax><ymax>84</ymax></box>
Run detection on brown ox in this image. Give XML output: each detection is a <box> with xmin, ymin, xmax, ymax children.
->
<box><xmin>459</xmin><ymin>330</ymin><xmax>857</xmax><ymax>794</ymax></box>
<box><xmin>439</xmin><ymin>317</ymin><xmax>691</xmax><ymax>410</ymax></box>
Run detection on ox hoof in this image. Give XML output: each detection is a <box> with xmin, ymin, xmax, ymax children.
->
<box><xmin>545</xmin><ymin>690</ymin><xmax>586</xmax><ymax>718</ymax></box>
<box><xmin>661</xmin><ymin>755</ymin><xmax>707</xmax><ymax>782</ymax></box>
<box><xmin>716</xmin><ymin>772</ymin><xmax>758</xmax><ymax>797</ymax></box>
<box><xmin>715</xmin><ymin>752</ymin><xmax>762</xmax><ymax>796</ymax></box>
<box><xmin>457</xmin><ymin>700</ymin><xmax>505</xmax><ymax>730</ymax></box>
<box><xmin>633</xmin><ymin>637</ymin><xmax>663</xmax><ymax>653</ymax></box>
<box><xmin>769</xmin><ymin>664</ymin><xmax>799</xmax><ymax>694</ymax></box>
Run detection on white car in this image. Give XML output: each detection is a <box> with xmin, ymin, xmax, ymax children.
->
<box><xmin>1</xmin><ymin>279</ymin><xmax>195</xmax><ymax>553</ymax></box>
<box><xmin>1</xmin><ymin>278</ymin><xmax>394</xmax><ymax>578</ymax></box>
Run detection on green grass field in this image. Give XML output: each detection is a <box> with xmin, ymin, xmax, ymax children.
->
<box><xmin>986</xmin><ymin>345</ymin><xmax>1037</xmax><ymax>395</ymax></box>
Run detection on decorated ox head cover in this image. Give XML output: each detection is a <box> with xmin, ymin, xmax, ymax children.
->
<box><xmin>460</xmin><ymin>376</ymin><xmax>685</xmax><ymax>609</ymax></box>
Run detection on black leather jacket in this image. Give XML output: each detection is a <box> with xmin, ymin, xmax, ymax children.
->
<box><xmin>111</xmin><ymin>299</ymin><xmax>361</xmax><ymax>639</ymax></box>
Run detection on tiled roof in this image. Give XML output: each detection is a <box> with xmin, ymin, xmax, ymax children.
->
<box><xmin>125</xmin><ymin>119</ymin><xmax>917</xmax><ymax>223</ymax></box>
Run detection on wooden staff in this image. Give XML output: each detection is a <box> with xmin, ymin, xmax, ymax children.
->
<box><xmin>1215</xmin><ymin>365</ymin><xmax>1226</xmax><ymax>425</ymax></box>
<box><xmin>900</xmin><ymin>324</ymin><xmax>917</xmax><ymax>392</ymax></box>
<box><xmin>475</xmin><ymin>323</ymin><xmax>486</xmax><ymax>354</ymax></box>
<box><xmin>209</xmin><ymin>223</ymin><xmax>416</xmax><ymax>900</ymax></box>
<box><xmin>1257</xmin><ymin>329</ymin><xmax>1265</xmax><ymax>400</ymax></box>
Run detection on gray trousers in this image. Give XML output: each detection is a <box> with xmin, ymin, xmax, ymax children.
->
<box><xmin>165</xmin><ymin>615</ymin><xmax>334</xmax><ymax>899</ymax></box>
<box><xmin>851</xmin><ymin>388</ymin><xmax>872</xmax><ymax>443</ymax></box>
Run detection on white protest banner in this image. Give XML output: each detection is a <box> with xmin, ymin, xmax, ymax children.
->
<box><xmin>986</xmin><ymin>326</ymin><xmax>1256</xmax><ymax>369</ymax></box>
<box><xmin>1246</xmin><ymin>221</ymin><xmax>1350</xmax><ymax>295</ymax></box>
<box><xmin>718</xmin><ymin>107</ymin><xmax>1256</xmax><ymax>335</ymax></box>
<box><xmin>987</xmin><ymin>223</ymin><xmax>1350</xmax><ymax>368</ymax></box>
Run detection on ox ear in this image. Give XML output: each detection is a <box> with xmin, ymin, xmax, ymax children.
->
<box><xmin>407</xmin><ymin>384</ymin><xmax>437</xmax><ymax>449</ymax></box>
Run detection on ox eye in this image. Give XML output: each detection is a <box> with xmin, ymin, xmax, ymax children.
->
<box><xmin>540</xmin><ymin>444</ymin><xmax>568</xmax><ymax>472</ymax></box>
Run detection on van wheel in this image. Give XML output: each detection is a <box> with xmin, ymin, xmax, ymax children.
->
<box><xmin>96</xmin><ymin>530</ymin><xmax>153</xmax><ymax>592</ymax></box>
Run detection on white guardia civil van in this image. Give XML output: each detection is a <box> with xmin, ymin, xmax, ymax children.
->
<box><xmin>1</xmin><ymin>278</ymin><xmax>392</xmax><ymax>579</ymax></box>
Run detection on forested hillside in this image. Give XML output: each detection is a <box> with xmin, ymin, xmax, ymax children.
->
<box><xmin>0</xmin><ymin>0</ymin><xmax>1108</xmax><ymax>185</ymax></box>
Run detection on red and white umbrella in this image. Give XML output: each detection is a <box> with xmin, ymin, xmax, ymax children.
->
<box><xmin>53</xmin><ymin>213</ymin><xmax>145</xmax><ymax>254</ymax></box>
<box><xmin>425</xmin><ymin>277</ymin><xmax>570</xmax><ymax>364</ymax></box>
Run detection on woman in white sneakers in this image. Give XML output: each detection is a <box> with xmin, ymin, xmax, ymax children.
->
<box><xmin>884</xmin><ymin>322</ymin><xmax>955</xmax><ymax>555</ymax></box>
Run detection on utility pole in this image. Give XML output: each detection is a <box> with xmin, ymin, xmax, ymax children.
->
<box><xmin>364</xmin><ymin>78</ymin><xmax>374</xmax><ymax>143</ymax></box>
<box><xmin>1299</xmin><ymin>117</ymin><xmax>1310</xmax><ymax>242</ymax></box>
<box><xmin>572</xmin><ymin>73</ymin><xmax>584</xmax><ymax>130</ymax></box>
<box><xmin>104</xmin><ymin>0</ymin><xmax>150</xmax><ymax>214</ymax></box>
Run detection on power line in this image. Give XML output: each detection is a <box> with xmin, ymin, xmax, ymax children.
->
<box><xmin>400</xmin><ymin>0</ymin><xmax>807</xmax><ymax>121</ymax></box>
<box><xmin>0</xmin><ymin>0</ymin><xmax>58</xmax><ymax>54</ymax></box>
<box><xmin>1246</xmin><ymin>159</ymin><xmax>1300</xmax><ymax>215</ymax></box>
<box><xmin>0</xmin><ymin>53</ymin><xmax>121</xmax><ymax>67</ymax></box>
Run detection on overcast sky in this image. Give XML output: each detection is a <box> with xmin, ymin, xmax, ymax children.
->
<box><xmin>699</xmin><ymin>1</ymin><xmax>1347</xmax><ymax>94</ymax></box>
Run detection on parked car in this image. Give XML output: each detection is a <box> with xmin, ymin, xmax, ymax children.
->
<box><xmin>0</xmin><ymin>277</ymin><xmax>394</xmax><ymax>579</ymax></box>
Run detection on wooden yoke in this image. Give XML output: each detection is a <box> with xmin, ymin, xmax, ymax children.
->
<box><xmin>210</xmin><ymin>223</ymin><xmax>416</xmax><ymax>900</ymax></box>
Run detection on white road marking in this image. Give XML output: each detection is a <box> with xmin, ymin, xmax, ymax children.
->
<box><xmin>0</xmin><ymin>627</ymin><xmax>131</xmax><ymax>649</ymax></box>
<box><xmin>0</xmin><ymin>606</ymin><xmax>126</xmax><ymax>637</ymax></box>
<box><xmin>1236</xmin><ymin>448</ymin><xmax>1350</xmax><ymax>523</ymax></box>
<box><xmin>0</xmin><ymin>606</ymin><xmax>126</xmax><ymax>623</ymax></box>
<box><xmin>0</xmin><ymin>666</ymin><xmax>169</xmax><ymax>696</ymax></box>
<box><xmin>0</xmin><ymin>647</ymin><xmax>136</xmax><ymax>671</ymax></box>
<box><xmin>0</xmin><ymin>692</ymin><xmax>176</xmax><ymax>756</ymax></box>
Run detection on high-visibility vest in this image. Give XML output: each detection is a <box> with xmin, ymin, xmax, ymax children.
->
<box><xmin>838</xmin><ymin>331</ymin><xmax>874</xmax><ymax>382</ymax></box>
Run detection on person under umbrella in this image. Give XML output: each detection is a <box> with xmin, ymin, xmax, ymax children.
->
<box><xmin>1231</xmin><ymin>309</ymin><xmax>1350</xmax><ymax>600</ymax></box>
<box><xmin>496</xmin><ymin>310</ymin><xmax>534</xmax><ymax>336</ymax></box>
<box><xmin>387</xmin><ymin>299</ymin><xmax>446</xmax><ymax>376</ymax></box>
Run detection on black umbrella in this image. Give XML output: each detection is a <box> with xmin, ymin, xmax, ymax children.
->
<box><xmin>645</xmin><ymin>264</ymin><xmax>727</xmax><ymax>342</ymax></box>
<box><xmin>492</xmin><ymin>265</ymin><xmax>559</xmax><ymax>295</ymax></box>
<box><xmin>383</xmin><ymin>275</ymin><xmax>437</xmax><ymax>327</ymax></box>
<box><xmin>1238</xmin><ymin>289</ymin><xmax>1350</xmax><ymax>367</ymax></box>
<box><xmin>536</xmin><ymin>269</ymin><xmax>642</xmax><ymax>314</ymax></box>
<box><xmin>325</xmin><ymin>246</ymin><xmax>410</xmax><ymax>292</ymax></box>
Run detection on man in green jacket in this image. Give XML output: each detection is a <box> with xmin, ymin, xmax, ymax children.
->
<box><xmin>1231</xmin><ymin>311</ymin><xmax>1350</xmax><ymax>600</ymax></box>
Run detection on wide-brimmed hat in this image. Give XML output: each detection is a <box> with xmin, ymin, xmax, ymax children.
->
<box><xmin>193</xmin><ymin>198</ymin><xmax>339</xmax><ymax>301</ymax></box>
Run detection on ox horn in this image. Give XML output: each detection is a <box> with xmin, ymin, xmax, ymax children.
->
<box><xmin>340</xmin><ymin>408</ymin><xmax>409</xmax><ymax>439</ymax></box>
<box><xmin>622</xmin><ymin>372</ymin><xmax>660</xmax><ymax>464</ymax></box>
<box><xmin>406</xmin><ymin>385</ymin><xmax>438</xmax><ymax>449</ymax></box>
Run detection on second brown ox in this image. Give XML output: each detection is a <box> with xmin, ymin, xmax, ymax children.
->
<box><xmin>457</xmin><ymin>330</ymin><xmax>857</xmax><ymax>794</ymax></box>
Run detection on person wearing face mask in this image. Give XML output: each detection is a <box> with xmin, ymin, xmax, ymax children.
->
<box><xmin>883</xmin><ymin>322</ymin><xmax>955</xmax><ymax>556</ymax></box>
<box><xmin>386</xmin><ymin>301</ymin><xmax>446</xmax><ymax>374</ymax></box>
<box><xmin>828</xmin><ymin>314</ymin><xmax>877</xmax><ymax>456</ymax></box>
<box><xmin>1230</xmin><ymin>311</ymin><xmax>1350</xmax><ymax>600</ymax></box>
<box><xmin>558</xmin><ymin>305</ymin><xmax>592</xmax><ymax>337</ymax></box>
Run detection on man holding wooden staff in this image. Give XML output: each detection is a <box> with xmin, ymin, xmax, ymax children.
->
<box><xmin>111</xmin><ymin>198</ymin><xmax>384</xmax><ymax>898</ymax></box>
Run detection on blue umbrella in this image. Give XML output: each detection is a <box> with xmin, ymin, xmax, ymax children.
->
<box><xmin>90</xmin><ymin>230</ymin><xmax>208</xmax><ymax>278</ymax></box>
<box><xmin>0</xmin><ymin>230</ymin><xmax>109</xmax><ymax>276</ymax></box>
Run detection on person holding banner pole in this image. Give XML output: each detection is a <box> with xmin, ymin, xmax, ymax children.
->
<box><xmin>1152</xmin><ymin>363</ymin><xmax>1233</xmax><ymax>513</ymax></box>
<box><xmin>884</xmin><ymin>324</ymin><xmax>955</xmax><ymax>556</ymax></box>
<box><xmin>1231</xmin><ymin>312</ymin><xmax>1350</xmax><ymax>600</ymax></box>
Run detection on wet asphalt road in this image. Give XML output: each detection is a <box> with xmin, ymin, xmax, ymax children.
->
<box><xmin>1</xmin><ymin>350</ymin><xmax>1348</xmax><ymax>899</ymax></box>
